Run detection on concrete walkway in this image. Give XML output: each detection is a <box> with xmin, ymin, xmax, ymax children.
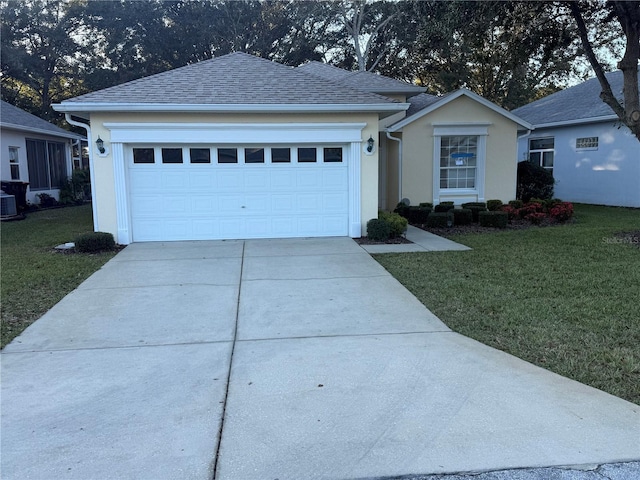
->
<box><xmin>1</xmin><ymin>238</ymin><xmax>638</xmax><ymax>480</ymax></box>
<box><xmin>360</xmin><ymin>225</ymin><xmax>471</xmax><ymax>253</ymax></box>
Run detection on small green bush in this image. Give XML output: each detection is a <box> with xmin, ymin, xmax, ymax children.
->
<box><xmin>453</xmin><ymin>208</ymin><xmax>473</xmax><ymax>225</ymax></box>
<box><xmin>393</xmin><ymin>202</ymin><xmax>410</xmax><ymax>218</ymax></box>
<box><xmin>74</xmin><ymin>232</ymin><xmax>116</xmax><ymax>253</ymax></box>
<box><xmin>478</xmin><ymin>211</ymin><xmax>508</xmax><ymax>228</ymax></box>
<box><xmin>418</xmin><ymin>202</ymin><xmax>433</xmax><ymax>208</ymax></box>
<box><xmin>461</xmin><ymin>202</ymin><xmax>488</xmax><ymax>222</ymax></box>
<box><xmin>406</xmin><ymin>206</ymin><xmax>431</xmax><ymax>225</ymax></box>
<box><xmin>486</xmin><ymin>199</ymin><xmax>503</xmax><ymax>211</ymax></box>
<box><xmin>379</xmin><ymin>211</ymin><xmax>408</xmax><ymax>237</ymax></box>
<box><xmin>508</xmin><ymin>199</ymin><xmax>523</xmax><ymax>209</ymax></box>
<box><xmin>366</xmin><ymin>218</ymin><xmax>390</xmax><ymax>241</ymax></box>
<box><xmin>434</xmin><ymin>202</ymin><xmax>455</xmax><ymax>213</ymax></box>
<box><xmin>426</xmin><ymin>211</ymin><xmax>453</xmax><ymax>228</ymax></box>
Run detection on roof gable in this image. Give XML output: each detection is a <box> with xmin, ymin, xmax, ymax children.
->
<box><xmin>388</xmin><ymin>89</ymin><xmax>532</xmax><ymax>132</ymax></box>
<box><xmin>1</xmin><ymin>101</ymin><xmax>82</xmax><ymax>139</ymax></box>
<box><xmin>56</xmin><ymin>52</ymin><xmax>403</xmax><ymax>114</ymax></box>
<box><xmin>512</xmin><ymin>70</ymin><xmax>636</xmax><ymax>127</ymax></box>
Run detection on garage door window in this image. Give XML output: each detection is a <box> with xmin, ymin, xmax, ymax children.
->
<box><xmin>324</xmin><ymin>147</ymin><xmax>342</xmax><ymax>163</ymax></box>
<box><xmin>162</xmin><ymin>148</ymin><xmax>183</xmax><ymax>164</ymax></box>
<box><xmin>133</xmin><ymin>148</ymin><xmax>155</xmax><ymax>164</ymax></box>
<box><xmin>218</xmin><ymin>148</ymin><xmax>238</xmax><ymax>164</ymax></box>
<box><xmin>298</xmin><ymin>147</ymin><xmax>317</xmax><ymax>163</ymax></box>
<box><xmin>245</xmin><ymin>148</ymin><xmax>265</xmax><ymax>164</ymax></box>
<box><xmin>190</xmin><ymin>148</ymin><xmax>210</xmax><ymax>163</ymax></box>
<box><xmin>272</xmin><ymin>148</ymin><xmax>291</xmax><ymax>163</ymax></box>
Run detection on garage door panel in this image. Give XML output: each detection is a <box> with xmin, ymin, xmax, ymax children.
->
<box><xmin>129</xmin><ymin>145</ymin><xmax>349</xmax><ymax>241</ymax></box>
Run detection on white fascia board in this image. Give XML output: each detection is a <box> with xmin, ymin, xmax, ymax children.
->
<box><xmin>52</xmin><ymin>102</ymin><xmax>409</xmax><ymax>115</ymax></box>
<box><xmin>388</xmin><ymin>89</ymin><xmax>533</xmax><ymax>132</ymax></box>
<box><xmin>0</xmin><ymin>122</ymin><xmax>84</xmax><ymax>140</ymax></box>
<box><xmin>530</xmin><ymin>115</ymin><xmax>618</xmax><ymax>129</ymax></box>
<box><xmin>103</xmin><ymin>122</ymin><xmax>368</xmax><ymax>144</ymax></box>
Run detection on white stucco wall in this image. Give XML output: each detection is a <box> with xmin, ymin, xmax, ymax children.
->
<box><xmin>517</xmin><ymin>121</ymin><xmax>640</xmax><ymax>208</ymax></box>
<box><xmin>87</xmin><ymin>111</ymin><xmax>380</xmax><ymax>241</ymax></box>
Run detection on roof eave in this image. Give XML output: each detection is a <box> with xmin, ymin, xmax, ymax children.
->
<box><xmin>53</xmin><ymin>102</ymin><xmax>409</xmax><ymax>116</ymax></box>
<box><xmin>528</xmin><ymin>115</ymin><xmax>618</xmax><ymax>129</ymax></box>
<box><xmin>0</xmin><ymin>121</ymin><xmax>84</xmax><ymax>140</ymax></box>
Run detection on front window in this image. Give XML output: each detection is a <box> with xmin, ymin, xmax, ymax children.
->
<box><xmin>440</xmin><ymin>135</ymin><xmax>477</xmax><ymax>189</ymax></box>
<box><xmin>26</xmin><ymin>139</ymin><xmax>67</xmax><ymax>190</ymax></box>
<box><xmin>9</xmin><ymin>147</ymin><xmax>20</xmax><ymax>180</ymax></box>
<box><xmin>529</xmin><ymin>137</ymin><xmax>554</xmax><ymax>175</ymax></box>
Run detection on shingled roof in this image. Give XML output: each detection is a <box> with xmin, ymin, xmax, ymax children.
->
<box><xmin>55</xmin><ymin>52</ymin><xmax>406</xmax><ymax>116</ymax></box>
<box><xmin>297</xmin><ymin>61</ymin><xmax>425</xmax><ymax>97</ymax></box>
<box><xmin>1</xmin><ymin>101</ymin><xmax>82</xmax><ymax>139</ymax></box>
<box><xmin>512</xmin><ymin>70</ymin><xmax>637</xmax><ymax>127</ymax></box>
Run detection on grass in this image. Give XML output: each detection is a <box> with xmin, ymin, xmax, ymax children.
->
<box><xmin>374</xmin><ymin>204</ymin><xmax>640</xmax><ymax>405</ymax></box>
<box><xmin>1</xmin><ymin>204</ymin><xmax>117</xmax><ymax>348</ymax></box>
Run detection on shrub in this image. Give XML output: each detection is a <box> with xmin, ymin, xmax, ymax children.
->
<box><xmin>549</xmin><ymin>202</ymin><xmax>574</xmax><ymax>222</ymax></box>
<box><xmin>393</xmin><ymin>202</ymin><xmax>410</xmax><ymax>218</ymax></box>
<box><xmin>60</xmin><ymin>169</ymin><xmax>91</xmax><ymax>205</ymax></box>
<box><xmin>418</xmin><ymin>202</ymin><xmax>433</xmax><ymax>208</ymax></box>
<box><xmin>434</xmin><ymin>202</ymin><xmax>455</xmax><ymax>213</ymax></box>
<box><xmin>486</xmin><ymin>199</ymin><xmax>503</xmax><ymax>211</ymax></box>
<box><xmin>478</xmin><ymin>211</ymin><xmax>508</xmax><ymax>228</ymax></box>
<box><xmin>453</xmin><ymin>208</ymin><xmax>473</xmax><ymax>225</ymax></box>
<box><xmin>461</xmin><ymin>202</ymin><xmax>488</xmax><ymax>222</ymax></box>
<box><xmin>37</xmin><ymin>193</ymin><xmax>58</xmax><ymax>208</ymax></box>
<box><xmin>508</xmin><ymin>199</ymin><xmax>523</xmax><ymax>209</ymax></box>
<box><xmin>525</xmin><ymin>212</ymin><xmax>547</xmax><ymax>225</ymax></box>
<box><xmin>367</xmin><ymin>218</ymin><xmax>390</xmax><ymax>242</ymax></box>
<box><xmin>405</xmin><ymin>206</ymin><xmax>431</xmax><ymax>225</ymax></box>
<box><xmin>500</xmin><ymin>205</ymin><xmax>519</xmax><ymax>222</ymax></box>
<box><xmin>379</xmin><ymin>211</ymin><xmax>408</xmax><ymax>237</ymax></box>
<box><xmin>75</xmin><ymin>232</ymin><xmax>116</xmax><ymax>253</ymax></box>
<box><xmin>517</xmin><ymin>161</ymin><xmax>554</xmax><ymax>202</ymax></box>
<box><xmin>518</xmin><ymin>201</ymin><xmax>544</xmax><ymax>219</ymax></box>
<box><xmin>543</xmin><ymin>198</ymin><xmax>563</xmax><ymax>212</ymax></box>
<box><xmin>426</xmin><ymin>211</ymin><xmax>453</xmax><ymax>228</ymax></box>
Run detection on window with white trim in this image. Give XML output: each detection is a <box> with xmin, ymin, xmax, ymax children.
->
<box><xmin>9</xmin><ymin>146</ymin><xmax>20</xmax><ymax>180</ymax></box>
<box><xmin>440</xmin><ymin>136</ymin><xmax>478</xmax><ymax>189</ymax></box>
<box><xmin>529</xmin><ymin>137</ymin><xmax>554</xmax><ymax>175</ymax></box>
<box><xmin>576</xmin><ymin>137</ymin><xmax>598</xmax><ymax>149</ymax></box>
<box><xmin>25</xmin><ymin>139</ymin><xmax>67</xmax><ymax>190</ymax></box>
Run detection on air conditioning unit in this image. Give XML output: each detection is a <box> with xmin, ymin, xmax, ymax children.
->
<box><xmin>1</xmin><ymin>191</ymin><xmax>18</xmax><ymax>217</ymax></box>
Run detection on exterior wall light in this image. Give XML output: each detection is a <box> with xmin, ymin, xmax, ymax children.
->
<box><xmin>366</xmin><ymin>135</ymin><xmax>375</xmax><ymax>153</ymax></box>
<box><xmin>96</xmin><ymin>136</ymin><xmax>106</xmax><ymax>154</ymax></box>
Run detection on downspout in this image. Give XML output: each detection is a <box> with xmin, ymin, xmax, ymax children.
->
<box><xmin>517</xmin><ymin>129</ymin><xmax>532</xmax><ymax>161</ymax></box>
<box><xmin>65</xmin><ymin>114</ymin><xmax>98</xmax><ymax>232</ymax></box>
<box><xmin>385</xmin><ymin>130</ymin><xmax>403</xmax><ymax>204</ymax></box>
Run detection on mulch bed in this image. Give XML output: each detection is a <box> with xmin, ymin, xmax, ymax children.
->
<box><xmin>415</xmin><ymin>218</ymin><xmax>570</xmax><ymax>239</ymax></box>
<box><xmin>355</xmin><ymin>236</ymin><xmax>413</xmax><ymax>245</ymax></box>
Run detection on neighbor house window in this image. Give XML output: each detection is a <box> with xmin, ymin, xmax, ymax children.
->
<box><xmin>576</xmin><ymin>137</ymin><xmax>598</xmax><ymax>149</ymax></box>
<box><xmin>133</xmin><ymin>148</ymin><xmax>155</xmax><ymax>164</ymax></box>
<box><xmin>9</xmin><ymin>147</ymin><xmax>20</xmax><ymax>180</ymax></box>
<box><xmin>439</xmin><ymin>136</ymin><xmax>478</xmax><ymax>189</ymax></box>
<box><xmin>529</xmin><ymin>137</ymin><xmax>554</xmax><ymax>175</ymax></box>
<box><xmin>26</xmin><ymin>139</ymin><xmax>67</xmax><ymax>190</ymax></box>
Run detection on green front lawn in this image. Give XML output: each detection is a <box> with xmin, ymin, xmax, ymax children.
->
<box><xmin>1</xmin><ymin>205</ymin><xmax>117</xmax><ymax>348</ymax></box>
<box><xmin>375</xmin><ymin>204</ymin><xmax>640</xmax><ymax>405</ymax></box>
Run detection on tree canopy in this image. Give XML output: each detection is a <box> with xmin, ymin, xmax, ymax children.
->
<box><xmin>1</xmin><ymin>0</ymin><xmax>634</xmax><ymax>133</ymax></box>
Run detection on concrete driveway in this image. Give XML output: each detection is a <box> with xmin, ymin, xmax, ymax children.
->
<box><xmin>1</xmin><ymin>238</ymin><xmax>639</xmax><ymax>480</ymax></box>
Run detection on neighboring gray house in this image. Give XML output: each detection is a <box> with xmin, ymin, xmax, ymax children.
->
<box><xmin>1</xmin><ymin>101</ymin><xmax>84</xmax><ymax>205</ymax></box>
<box><xmin>512</xmin><ymin>71</ymin><xmax>640</xmax><ymax>208</ymax></box>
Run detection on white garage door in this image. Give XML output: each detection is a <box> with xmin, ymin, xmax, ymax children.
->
<box><xmin>128</xmin><ymin>145</ymin><xmax>349</xmax><ymax>241</ymax></box>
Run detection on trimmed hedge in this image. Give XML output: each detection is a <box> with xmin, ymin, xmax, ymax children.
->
<box><xmin>75</xmin><ymin>232</ymin><xmax>116</xmax><ymax>253</ymax></box>
<box><xmin>367</xmin><ymin>218</ymin><xmax>391</xmax><ymax>241</ymax></box>
<box><xmin>453</xmin><ymin>208</ymin><xmax>473</xmax><ymax>225</ymax></box>
<box><xmin>461</xmin><ymin>202</ymin><xmax>488</xmax><ymax>222</ymax></box>
<box><xmin>486</xmin><ymin>199</ymin><xmax>503</xmax><ymax>211</ymax></box>
<box><xmin>379</xmin><ymin>211</ymin><xmax>408</xmax><ymax>237</ymax></box>
<box><xmin>426</xmin><ymin>211</ymin><xmax>453</xmax><ymax>228</ymax></box>
<box><xmin>517</xmin><ymin>161</ymin><xmax>554</xmax><ymax>202</ymax></box>
<box><xmin>434</xmin><ymin>202</ymin><xmax>455</xmax><ymax>213</ymax></box>
<box><xmin>405</xmin><ymin>206</ymin><xmax>431</xmax><ymax>225</ymax></box>
<box><xmin>478</xmin><ymin>211</ymin><xmax>508</xmax><ymax>228</ymax></box>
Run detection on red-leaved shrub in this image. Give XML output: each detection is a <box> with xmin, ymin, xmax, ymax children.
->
<box><xmin>549</xmin><ymin>202</ymin><xmax>574</xmax><ymax>222</ymax></box>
